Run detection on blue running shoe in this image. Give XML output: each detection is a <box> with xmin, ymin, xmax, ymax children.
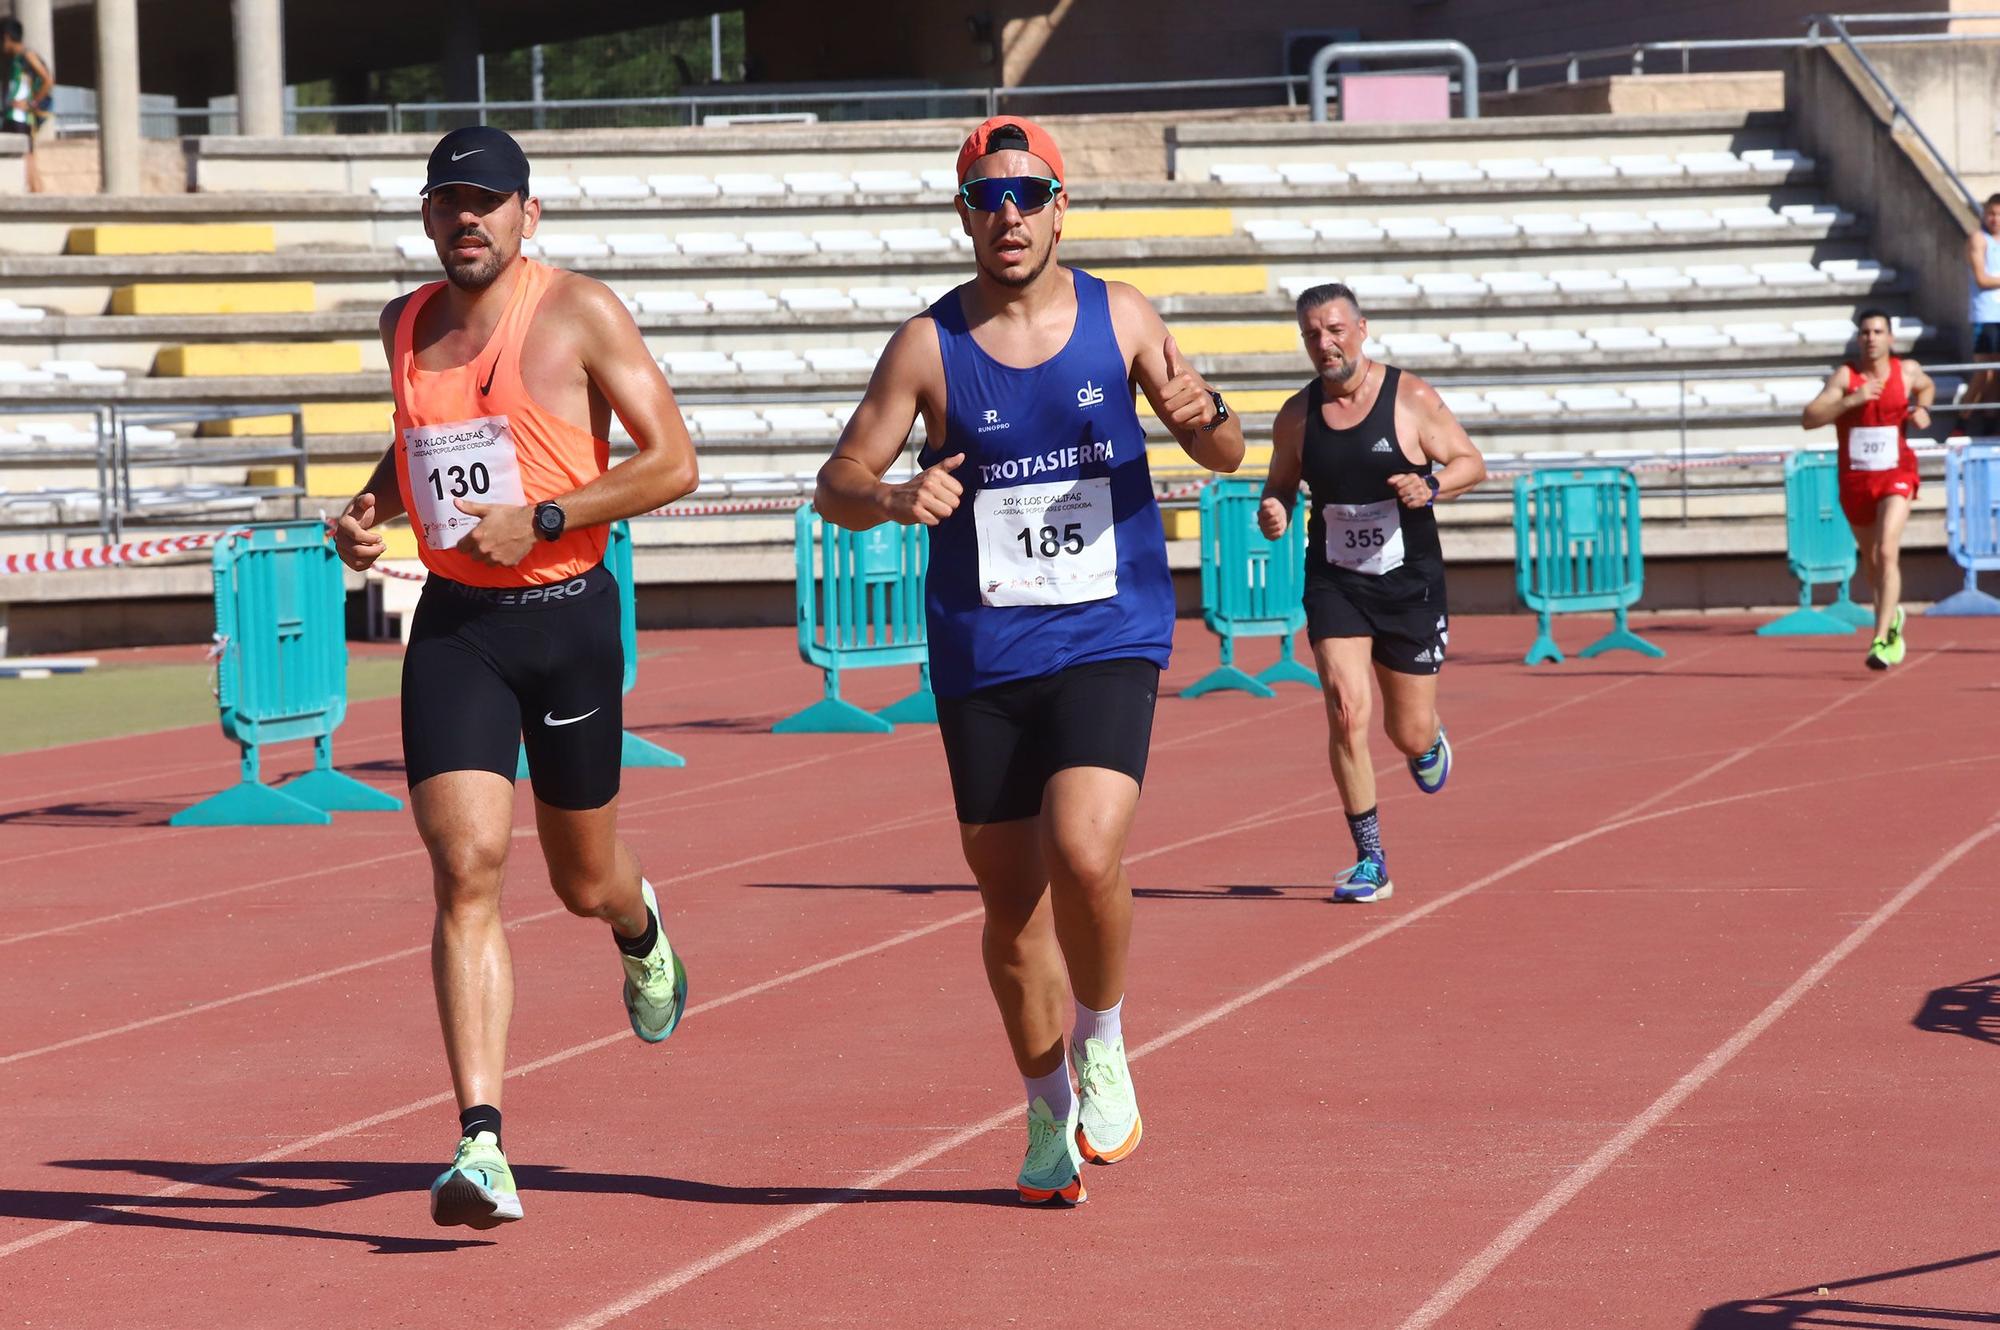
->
<box><xmin>1333</xmin><ymin>854</ymin><xmax>1394</xmax><ymax>904</ymax></box>
<box><xmin>1409</xmin><ymin>727</ymin><xmax>1451</xmax><ymax>795</ymax></box>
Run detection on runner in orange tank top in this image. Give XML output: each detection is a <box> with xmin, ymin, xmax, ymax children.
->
<box><xmin>328</xmin><ymin>127</ymin><xmax>700</xmax><ymax>1230</ymax></box>
<box><xmin>1801</xmin><ymin>308</ymin><xmax>1936</xmax><ymax>670</ymax></box>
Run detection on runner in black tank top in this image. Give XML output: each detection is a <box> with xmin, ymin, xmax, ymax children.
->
<box><xmin>1259</xmin><ymin>283</ymin><xmax>1487</xmax><ymax>903</ymax></box>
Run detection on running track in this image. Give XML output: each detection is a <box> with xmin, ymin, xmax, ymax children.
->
<box><xmin>2</xmin><ymin>615</ymin><xmax>1997</xmax><ymax>1329</ymax></box>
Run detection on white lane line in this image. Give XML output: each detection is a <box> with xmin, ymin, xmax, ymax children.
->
<box><xmin>0</xmin><ymin>902</ymin><xmax>987</xmax><ymax>1263</ymax></box>
<box><xmin>0</xmin><ymin>807</ymin><xmax>941</xmax><ymax>1067</ymax></box>
<box><xmin>1394</xmin><ymin>810</ymin><xmax>2000</xmax><ymax>1330</ymax></box>
<box><xmin>558</xmin><ymin>654</ymin><xmax>1882</xmax><ymax>1330</ymax></box>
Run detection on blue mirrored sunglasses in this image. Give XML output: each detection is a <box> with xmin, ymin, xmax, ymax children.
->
<box><xmin>958</xmin><ymin>175</ymin><xmax>1063</xmax><ymax>213</ymax></box>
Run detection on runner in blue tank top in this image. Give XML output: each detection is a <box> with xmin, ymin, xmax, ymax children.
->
<box><xmin>1966</xmin><ymin>194</ymin><xmax>2000</xmax><ymax>420</ymax></box>
<box><xmin>1258</xmin><ymin>284</ymin><xmax>1485</xmax><ymax>904</ymax></box>
<box><xmin>814</xmin><ymin>116</ymin><xmax>1245</xmax><ymax>1205</ymax></box>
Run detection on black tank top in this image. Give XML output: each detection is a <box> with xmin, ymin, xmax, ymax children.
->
<box><xmin>1302</xmin><ymin>364</ymin><xmax>1442</xmax><ymax>585</ymax></box>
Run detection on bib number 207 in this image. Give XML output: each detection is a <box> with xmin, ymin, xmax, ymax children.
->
<box><xmin>426</xmin><ymin>462</ymin><xmax>492</xmax><ymax>502</ymax></box>
<box><xmin>1015</xmin><ymin>523</ymin><xmax>1086</xmax><ymax>558</ymax></box>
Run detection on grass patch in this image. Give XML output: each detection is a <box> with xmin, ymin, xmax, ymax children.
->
<box><xmin>0</xmin><ymin>656</ymin><xmax>404</xmax><ymax>755</ymax></box>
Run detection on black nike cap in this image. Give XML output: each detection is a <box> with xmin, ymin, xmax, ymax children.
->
<box><xmin>422</xmin><ymin>126</ymin><xmax>530</xmax><ymax>198</ymax></box>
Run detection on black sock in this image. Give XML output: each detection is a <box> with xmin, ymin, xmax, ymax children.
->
<box><xmin>616</xmin><ymin>906</ymin><xmax>659</xmax><ymax>959</ymax></box>
<box><xmin>459</xmin><ymin>1104</ymin><xmax>501</xmax><ymax>1148</ymax></box>
<box><xmin>1346</xmin><ymin>806</ymin><xmax>1384</xmax><ymax>863</ymax></box>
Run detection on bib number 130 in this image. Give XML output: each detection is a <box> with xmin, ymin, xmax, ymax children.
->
<box><xmin>1016</xmin><ymin>523</ymin><xmax>1086</xmax><ymax>558</ymax></box>
<box><xmin>427</xmin><ymin>461</ymin><xmax>493</xmax><ymax>502</ymax></box>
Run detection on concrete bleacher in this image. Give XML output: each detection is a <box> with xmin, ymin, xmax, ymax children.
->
<box><xmin>0</xmin><ymin>107</ymin><xmax>1957</xmax><ymax>632</ymax></box>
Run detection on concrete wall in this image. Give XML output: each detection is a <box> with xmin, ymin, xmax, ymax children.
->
<box><xmin>1787</xmin><ymin>42</ymin><xmax>1978</xmax><ymax>353</ymax></box>
<box><xmin>1863</xmin><ymin>41</ymin><xmax>2000</xmax><ymax>202</ymax></box>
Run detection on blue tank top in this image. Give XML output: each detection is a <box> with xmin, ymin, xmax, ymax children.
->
<box><xmin>1974</xmin><ymin>233</ymin><xmax>2000</xmax><ymax>324</ymax></box>
<box><xmin>918</xmin><ymin>268</ymin><xmax>1174</xmax><ymax>697</ymax></box>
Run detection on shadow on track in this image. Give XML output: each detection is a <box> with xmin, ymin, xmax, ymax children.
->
<box><xmin>1689</xmin><ymin>1248</ymin><xmax>2000</xmax><ymax>1327</ymax></box>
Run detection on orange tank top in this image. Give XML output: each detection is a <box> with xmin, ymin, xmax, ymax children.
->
<box><xmin>391</xmin><ymin>258</ymin><xmax>609</xmax><ymax>587</ymax></box>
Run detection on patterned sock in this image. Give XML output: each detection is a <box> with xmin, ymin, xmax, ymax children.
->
<box><xmin>1346</xmin><ymin>806</ymin><xmax>1384</xmax><ymax>863</ymax></box>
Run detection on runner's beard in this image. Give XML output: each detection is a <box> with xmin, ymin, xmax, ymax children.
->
<box><xmin>445</xmin><ymin>242</ymin><xmax>507</xmax><ymax>291</ymax></box>
<box><xmin>978</xmin><ymin>236</ymin><xmax>1054</xmax><ymax>289</ymax></box>
<box><xmin>1319</xmin><ymin>354</ymin><xmax>1362</xmax><ymax>387</ymax></box>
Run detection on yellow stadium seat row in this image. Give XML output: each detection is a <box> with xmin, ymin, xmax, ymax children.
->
<box><xmin>111</xmin><ymin>282</ymin><xmax>316</xmax><ymax>316</ymax></box>
<box><xmin>66</xmin><ymin>223</ymin><xmax>277</xmax><ymax>255</ymax></box>
<box><xmin>154</xmin><ymin>342</ymin><xmax>365</xmax><ymax>377</ymax></box>
<box><xmin>1092</xmin><ymin>264</ymin><xmax>1267</xmax><ymax>297</ymax></box>
<box><xmin>199</xmin><ymin>401</ymin><xmax>392</xmax><ymax>437</ymax></box>
<box><xmin>1061</xmin><ymin>208</ymin><xmax>1235</xmax><ymax>241</ymax></box>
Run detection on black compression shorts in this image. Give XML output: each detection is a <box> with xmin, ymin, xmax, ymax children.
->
<box><xmin>934</xmin><ymin>657</ymin><xmax>1160</xmax><ymax>825</ymax></box>
<box><xmin>401</xmin><ymin>562</ymin><xmax>624</xmax><ymax>810</ymax></box>
<box><xmin>1304</xmin><ymin>568</ymin><xmax>1449</xmax><ymax>676</ymax></box>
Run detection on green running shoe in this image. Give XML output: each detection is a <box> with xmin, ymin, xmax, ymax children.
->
<box><xmin>1072</xmin><ymin>1035</ymin><xmax>1143</xmax><ymax>1165</ymax></box>
<box><xmin>1866</xmin><ymin>637</ymin><xmax>1893</xmax><ymax>671</ymax></box>
<box><xmin>430</xmin><ymin>1130</ymin><xmax>522</xmax><ymax>1229</ymax></box>
<box><xmin>622</xmin><ymin>879</ymin><xmax>688</xmax><ymax>1044</ymax></box>
<box><xmin>1016</xmin><ymin>1094</ymin><xmax>1086</xmax><ymax>1205</ymax></box>
<box><xmin>1884</xmin><ymin>607</ymin><xmax>1907</xmax><ymax>664</ymax></box>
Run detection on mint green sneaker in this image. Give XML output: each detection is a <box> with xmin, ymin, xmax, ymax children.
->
<box><xmin>1016</xmin><ymin>1094</ymin><xmax>1086</xmax><ymax>1205</ymax></box>
<box><xmin>430</xmin><ymin>1131</ymin><xmax>522</xmax><ymax>1229</ymax></box>
<box><xmin>622</xmin><ymin>879</ymin><xmax>688</xmax><ymax>1044</ymax></box>
<box><xmin>1072</xmin><ymin>1036</ymin><xmax>1143</xmax><ymax>1165</ymax></box>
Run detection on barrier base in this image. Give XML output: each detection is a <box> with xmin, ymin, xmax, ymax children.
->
<box><xmin>1181</xmin><ymin>664</ymin><xmax>1277</xmax><ymax>699</ymax></box>
<box><xmin>1580</xmin><ymin>627</ymin><xmax>1665</xmax><ymax>660</ymax></box>
<box><xmin>1928</xmin><ymin>587</ymin><xmax>2000</xmax><ymax>616</ymax></box>
<box><xmin>1757</xmin><ymin>607</ymin><xmax>1858</xmax><ymax>637</ymax></box>
<box><xmin>773</xmin><ymin>696</ymin><xmax>896</xmax><ymax>734</ymax></box>
<box><xmin>876</xmin><ymin>688</ymin><xmax>938</xmax><ymax>725</ymax></box>
<box><xmin>1829</xmin><ymin>597</ymin><xmax>1874</xmax><ymax>628</ymax></box>
<box><xmin>622</xmin><ymin>731</ymin><xmax>688</xmax><ymax>767</ymax></box>
<box><xmin>170</xmin><ymin>780</ymin><xmax>331</xmax><ymax>827</ymax></box>
<box><xmin>282</xmin><ymin>767</ymin><xmax>402</xmax><ymax>813</ymax></box>
<box><xmin>1256</xmin><ymin>655</ymin><xmax>1320</xmax><ymax>688</ymax></box>
<box><xmin>1523</xmin><ymin>630</ymin><xmax>1564</xmax><ymax>667</ymax></box>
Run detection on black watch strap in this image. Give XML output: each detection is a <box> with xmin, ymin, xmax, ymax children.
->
<box><xmin>534</xmin><ymin>500</ymin><xmax>567</xmax><ymax>542</ymax></box>
<box><xmin>1202</xmin><ymin>390</ymin><xmax>1230</xmax><ymax>432</ymax></box>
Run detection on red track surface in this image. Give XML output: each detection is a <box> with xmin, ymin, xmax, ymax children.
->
<box><xmin>3</xmin><ymin>614</ymin><xmax>1998</xmax><ymax>1329</ymax></box>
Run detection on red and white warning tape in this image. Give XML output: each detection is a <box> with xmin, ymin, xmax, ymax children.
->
<box><xmin>0</xmin><ymin>529</ymin><xmax>245</xmax><ymax>576</ymax></box>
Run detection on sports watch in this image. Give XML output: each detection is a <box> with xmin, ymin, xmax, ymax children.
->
<box><xmin>1423</xmin><ymin>474</ymin><xmax>1441</xmax><ymax>505</ymax></box>
<box><xmin>533</xmin><ymin>500</ymin><xmax>567</xmax><ymax>542</ymax></box>
<box><xmin>1201</xmin><ymin>390</ymin><xmax>1230</xmax><ymax>432</ymax></box>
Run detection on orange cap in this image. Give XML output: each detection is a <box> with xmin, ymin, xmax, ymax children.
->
<box><xmin>955</xmin><ymin>116</ymin><xmax>1066</xmax><ymax>185</ymax></box>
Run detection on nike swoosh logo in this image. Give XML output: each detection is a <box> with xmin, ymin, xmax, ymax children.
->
<box><xmin>479</xmin><ymin>358</ymin><xmax>498</xmax><ymax>395</ymax></box>
<box><xmin>543</xmin><ymin>708</ymin><xmax>600</xmax><ymax>727</ymax></box>
<box><xmin>451</xmin><ymin>148</ymin><xmax>485</xmax><ymax>161</ymax></box>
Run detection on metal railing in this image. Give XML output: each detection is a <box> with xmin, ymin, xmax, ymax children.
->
<box><xmin>1307</xmin><ymin>40</ymin><xmax>1479</xmax><ymax>123</ymax></box>
<box><xmin>1806</xmin><ymin>12</ymin><xmax>1983</xmax><ymax>212</ymax></box>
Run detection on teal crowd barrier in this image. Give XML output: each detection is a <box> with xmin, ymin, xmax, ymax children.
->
<box><xmin>1513</xmin><ymin>467</ymin><xmax>1663</xmax><ymax>666</ymax></box>
<box><xmin>514</xmin><ymin>520</ymin><xmax>685</xmax><ymax>780</ymax></box>
<box><xmin>1759</xmin><ymin>451</ymin><xmax>1872</xmax><ymax>636</ymax></box>
<box><xmin>774</xmin><ymin>506</ymin><xmax>935</xmax><ymax>734</ymax></box>
<box><xmin>1929</xmin><ymin>440</ymin><xmax>2000</xmax><ymax>616</ymax></box>
<box><xmin>1182</xmin><ymin>478</ymin><xmax>1317</xmax><ymax>698</ymax></box>
<box><xmin>172</xmin><ymin>522</ymin><xmax>402</xmax><ymax>826</ymax></box>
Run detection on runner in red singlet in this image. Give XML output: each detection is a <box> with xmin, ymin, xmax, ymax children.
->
<box><xmin>1800</xmin><ymin>308</ymin><xmax>1935</xmax><ymax>670</ymax></box>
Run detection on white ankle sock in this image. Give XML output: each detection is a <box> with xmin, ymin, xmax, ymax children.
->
<box><xmin>1024</xmin><ymin>1060</ymin><xmax>1074</xmax><ymax>1118</ymax></box>
<box><xmin>1074</xmin><ymin>998</ymin><xmax>1123</xmax><ymax>1049</ymax></box>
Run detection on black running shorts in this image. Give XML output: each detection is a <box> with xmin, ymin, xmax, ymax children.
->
<box><xmin>934</xmin><ymin>657</ymin><xmax>1160</xmax><ymax>825</ymax></box>
<box><xmin>401</xmin><ymin>562</ymin><xmax>624</xmax><ymax>810</ymax></box>
<box><xmin>1304</xmin><ymin>567</ymin><xmax>1449</xmax><ymax>676</ymax></box>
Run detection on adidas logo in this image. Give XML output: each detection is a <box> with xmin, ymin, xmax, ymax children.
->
<box><xmin>1414</xmin><ymin>647</ymin><xmax>1436</xmax><ymax>664</ymax></box>
<box><xmin>1372</xmin><ymin>437</ymin><xmax>1394</xmax><ymax>453</ymax></box>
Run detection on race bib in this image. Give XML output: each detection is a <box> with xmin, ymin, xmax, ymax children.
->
<box><xmin>974</xmin><ymin>477</ymin><xmax>1118</xmax><ymax>607</ymax></box>
<box><xmin>1848</xmin><ymin>425</ymin><xmax>1899</xmax><ymax>473</ymax></box>
<box><xmin>403</xmin><ymin>415</ymin><xmax>527</xmax><ymax>550</ymax></box>
<box><xmin>1323</xmin><ymin>499</ymin><xmax>1405</xmax><ymax>575</ymax></box>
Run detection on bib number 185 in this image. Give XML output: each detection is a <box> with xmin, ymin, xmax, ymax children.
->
<box><xmin>1015</xmin><ymin>523</ymin><xmax>1085</xmax><ymax>558</ymax></box>
<box><xmin>427</xmin><ymin>462</ymin><xmax>492</xmax><ymax>502</ymax></box>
